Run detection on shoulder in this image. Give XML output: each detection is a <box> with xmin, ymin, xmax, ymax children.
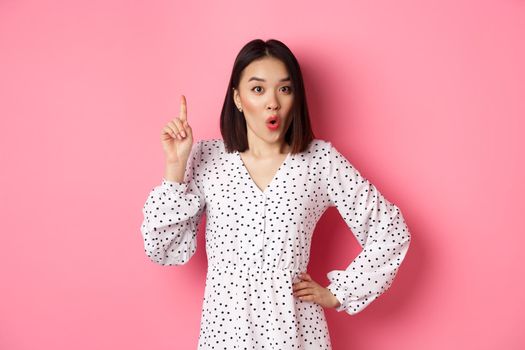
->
<box><xmin>193</xmin><ymin>138</ymin><xmax>228</xmax><ymax>162</ymax></box>
<box><xmin>197</xmin><ymin>138</ymin><xmax>221</xmax><ymax>151</ymax></box>
<box><xmin>308</xmin><ymin>139</ymin><xmax>354</xmax><ymax>170</ymax></box>
<box><xmin>309</xmin><ymin>138</ymin><xmax>332</xmax><ymax>150</ymax></box>
<box><xmin>198</xmin><ymin>138</ymin><xmax>334</xmax><ymax>158</ymax></box>
<box><xmin>305</xmin><ymin>138</ymin><xmax>334</xmax><ymax>157</ymax></box>
<box><xmin>199</xmin><ymin>138</ymin><xmax>226</xmax><ymax>154</ymax></box>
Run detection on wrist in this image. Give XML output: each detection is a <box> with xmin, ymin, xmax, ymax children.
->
<box><xmin>326</xmin><ymin>286</ymin><xmax>341</xmax><ymax>309</ymax></box>
<box><xmin>164</xmin><ymin>160</ymin><xmax>188</xmax><ymax>183</ymax></box>
<box><xmin>332</xmin><ymin>296</ymin><xmax>341</xmax><ymax>309</ymax></box>
<box><xmin>165</xmin><ymin>156</ymin><xmax>188</xmax><ymax>166</ymax></box>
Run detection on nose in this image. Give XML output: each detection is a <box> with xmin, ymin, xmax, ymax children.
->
<box><xmin>266</xmin><ymin>92</ymin><xmax>280</xmax><ymax>111</ymax></box>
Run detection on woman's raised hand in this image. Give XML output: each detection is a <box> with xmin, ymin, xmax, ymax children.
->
<box><xmin>161</xmin><ymin>95</ymin><xmax>194</xmax><ymax>164</ymax></box>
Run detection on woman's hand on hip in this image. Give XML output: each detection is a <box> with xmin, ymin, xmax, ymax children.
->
<box><xmin>292</xmin><ymin>272</ymin><xmax>341</xmax><ymax>309</ymax></box>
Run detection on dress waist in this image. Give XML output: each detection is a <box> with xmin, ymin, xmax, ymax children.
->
<box><xmin>208</xmin><ymin>262</ymin><xmax>306</xmax><ymax>274</ymax></box>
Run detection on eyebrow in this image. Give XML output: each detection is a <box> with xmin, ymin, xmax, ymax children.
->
<box><xmin>247</xmin><ymin>76</ymin><xmax>291</xmax><ymax>82</ymax></box>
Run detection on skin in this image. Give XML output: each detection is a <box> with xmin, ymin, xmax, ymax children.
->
<box><xmin>231</xmin><ymin>57</ymin><xmax>294</xmax><ymax>191</ymax></box>
<box><xmin>232</xmin><ymin>56</ymin><xmax>293</xmax><ymax>158</ymax></box>
<box><xmin>160</xmin><ymin>57</ymin><xmax>341</xmax><ymax>310</ymax></box>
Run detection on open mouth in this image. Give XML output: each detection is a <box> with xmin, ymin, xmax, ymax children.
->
<box><xmin>266</xmin><ymin>115</ymin><xmax>280</xmax><ymax>126</ymax></box>
<box><xmin>266</xmin><ymin>118</ymin><xmax>280</xmax><ymax>130</ymax></box>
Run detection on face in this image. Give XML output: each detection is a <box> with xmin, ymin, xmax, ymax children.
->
<box><xmin>233</xmin><ymin>56</ymin><xmax>294</xmax><ymax>145</ymax></box>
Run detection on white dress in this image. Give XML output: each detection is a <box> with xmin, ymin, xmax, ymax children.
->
<box><xmin>140</xmin><ymin>138</ymin><xmax>411</xmax><ymax>349</ymax></box>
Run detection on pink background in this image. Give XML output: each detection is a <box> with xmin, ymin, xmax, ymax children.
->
<box><xmin>1</xmin><ymin>0</ymin><xmax>524</xmax><ymax>349</ymax></box>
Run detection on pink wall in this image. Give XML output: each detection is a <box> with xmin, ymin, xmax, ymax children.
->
<box><xmin>1</xmin><ymin>0</ymin><xmax>524</xmax><ymax>349</ymax></box>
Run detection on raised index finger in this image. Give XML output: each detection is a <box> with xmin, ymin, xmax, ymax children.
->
<box><xmin>179</xmin><ymin>94</ymin><xmax>187</xmax><ymax>122</ymax></box>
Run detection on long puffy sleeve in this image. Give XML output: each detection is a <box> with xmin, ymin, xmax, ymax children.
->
<box><xmin>140</xmin><ymin>140</ymin><xmax>206</xmax><ymax>266</ymax></box>
<box><xmin>323</xmin><ymin>142</ymin><xmax>411</xmax><ymax>315</ymax></box>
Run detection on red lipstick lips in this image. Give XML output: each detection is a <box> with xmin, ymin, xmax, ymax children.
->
<box><xmin>266</xmin><ymin>115</ymin><xmax>280</xmax><ymax>130</ymax></box>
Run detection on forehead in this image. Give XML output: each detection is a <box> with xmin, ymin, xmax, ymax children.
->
<box><xmin>240</xmin><ymin>57</ymin><xmax>289</xmax><ymax>83</ymax></box>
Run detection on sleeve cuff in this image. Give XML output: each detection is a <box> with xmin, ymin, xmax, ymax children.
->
<box><xmin>161</xmin><ymin>177</ymin><xmax>188</xmax><ymax>193</ymax></box>
<box><xmin>326</xmin><ymin>282</ymin><xmax>347</xmax><ymax>312</ymax></box>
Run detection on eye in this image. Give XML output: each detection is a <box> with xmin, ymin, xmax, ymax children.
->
<box><xmin>251</xmin><ymin>86</ymin><xmax>293</xmax><ymax>94</ymax></box>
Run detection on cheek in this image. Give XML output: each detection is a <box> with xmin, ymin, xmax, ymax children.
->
<box><xmin>278</xmin><ymin>96</ymin><xmax>293</xmax><ymax>112</ymax></box>
<box><xmin>242</xmin><ymin>96</ymin><xmax>263</xmax><ymax>112</ymax></box>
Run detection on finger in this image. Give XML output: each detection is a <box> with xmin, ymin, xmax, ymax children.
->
<box><xmin>162</xmin><ymin>125</ymin><xmax>177</xmax><ymax>139</ymax></box>
<box><xmin>182</xmin><ymin>118</ymin><xmax>190</xmax><ymax>131</ymax></box>
<box><xmin>294</xmin><ymin>287</ymin><xmax>315</xmax><ymax>297</ymax></box>
<box><xmin>172</xmin><ymin>118</ymin><xmax>186</xmax><ymax>138</ymax></box>
<box><xmin>292</xmin><ymin>281</ymin><xmax>310</xmax><ymax>292</ymax></box>
<box><xmin>179</xmin><ymin>95</ymin><xmax>187</xmax><ymax>122</ymax></box>
<box><xmin>168</xmin><ymin>120</ymin><xmax>183</xmax><ymax>140</ymax></box>
<box><xmin>300</xmin><ymin>273</ymin><xmax>312</xmax><ymax>281</ymax></box>
<box><xmin>184</xmin><ymin>121</ymin><xmax>192</xmax><ymax>137</ymax></box>
<box><xmin>297</xmin><ymin>294</ymin><xmax>316</xmax><ymax>302</ymax></box>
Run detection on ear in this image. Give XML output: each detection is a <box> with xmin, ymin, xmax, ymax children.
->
<box><xmin>232</xmin><ymin>88</ymin><xmax>240</xmax><ymax>105</ymax></box>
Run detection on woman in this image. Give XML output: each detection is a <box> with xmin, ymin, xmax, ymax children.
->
<box><xmin>140</xmin><ymin>38</ymin><xmax>411</xmax><ymax>349</ymax></box>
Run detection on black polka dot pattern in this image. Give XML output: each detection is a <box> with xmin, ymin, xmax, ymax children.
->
<box><xmin>321</xmin><ymin>142</ymin><xmax>411</xmax><ymax>316</ymax></box>
<box><xmin>140</xmin><ymin>138</ymin><xmax>411</xmax><ymax>349</ymax></box>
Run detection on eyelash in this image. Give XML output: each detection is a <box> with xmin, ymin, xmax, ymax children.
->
<box><xmin>251</xmin><ymin>86</ymin><xmax>292</xmax><ymax>94</ymax></box>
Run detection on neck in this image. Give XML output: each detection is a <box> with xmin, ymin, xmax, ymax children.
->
<box><xmin>245</xmin><ymin>129</ymin><xmax>290</xmax><ymax>158</ymax></box>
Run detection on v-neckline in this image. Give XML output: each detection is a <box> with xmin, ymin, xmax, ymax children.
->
<box><xmin>235</xmin><ymin>149</ymin><xmax>292</xmax><ymax>195</ymax></box>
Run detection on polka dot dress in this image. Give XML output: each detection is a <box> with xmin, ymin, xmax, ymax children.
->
<box><xmin>140</xmin><ymin>138</ymin><xmax>411</xmax><ymax>349</ymax></box>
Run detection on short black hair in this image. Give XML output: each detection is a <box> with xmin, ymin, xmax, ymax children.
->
<box><xmin>220</xmin><ymin>38</ymin><xmax>315</xmax><ymax>154</ymax></box>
